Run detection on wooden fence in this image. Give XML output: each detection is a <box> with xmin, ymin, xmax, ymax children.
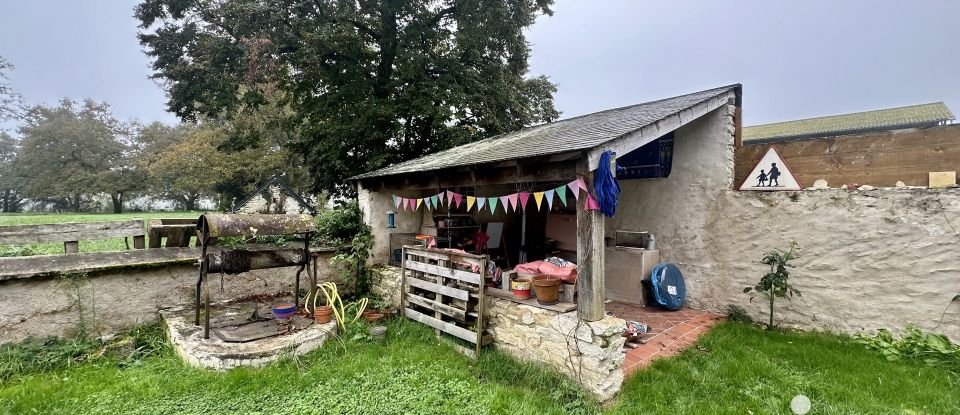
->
<box><xmin>736</xmin><ymin>124</ymin><xmax>960</xmax><ymax>188</ymax></box>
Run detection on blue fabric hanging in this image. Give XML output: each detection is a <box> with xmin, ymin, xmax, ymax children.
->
<box><xmin>594</xmin><ymin>150</ymin><xmax>621</xmax><ymax>217</ymax></box>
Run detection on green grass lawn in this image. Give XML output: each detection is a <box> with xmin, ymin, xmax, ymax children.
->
<box><xmin>0</xmin><ymin>212</ymin><xmax>203</xmax><ymax>255</ymax></box>
<box><xmin>1</xmin><ymin>320</ymin><xmax>957</xmax><ymax>415</ymax></box>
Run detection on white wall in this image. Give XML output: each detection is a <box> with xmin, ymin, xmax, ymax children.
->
<box><xmin>358</xmin><ymin>183</ymin><xmax>423</xmax><ymax>264</ymax></box>
<box><xmin>606</xmin><ymin>103</ymin><xmax>736</xmax><ymax>303</ymax></box>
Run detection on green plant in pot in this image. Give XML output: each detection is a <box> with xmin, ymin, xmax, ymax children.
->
<box><xmin>305</xmin><ymin>282</ymin><xmax>366</xmax><ymax>329</ymax></box>
<box><xmin>744</xmin><ymin>242</ymin><xmax>801</xmax><ymax>330</ymax></box>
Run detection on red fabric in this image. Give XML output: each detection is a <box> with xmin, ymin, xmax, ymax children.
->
<box><xmin>513</xmin><ymin>260</ymin><xmax>577</xmax><ymax>284</ymax></box>
<box><xmin>473</xmin><ymin>231</ymin><xmax>490</xmax><ymax>252</ymax></box>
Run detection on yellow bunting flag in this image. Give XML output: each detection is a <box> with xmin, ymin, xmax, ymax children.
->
<box><xmin>533</xmin><ymin>192</ymin><xmax>544</xmax><ymax>210</ymax></box>
<box><xmin>466</xmin><ymin>196</ymin><xmax>476</xmax><ymax>211</ymax></box>
<box><xmin>416</xmin><ymin>198</ymin><xmax>423</xmax><ymax>210</ymax></box>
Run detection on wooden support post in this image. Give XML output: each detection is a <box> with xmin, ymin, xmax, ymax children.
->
<box><xmin>132</xmin><ymin>235</ymin><xmax>145</xmax><ymax>249</ymax></box>
<box><xmin>64</xmin><ymin>241</ymin><xmax>79</xmax><ymax>254</ymax></box>
<box><xmin>576</xmin><ymin>156</ymin><xmax>612</xmax><ymax>321</ymax></box>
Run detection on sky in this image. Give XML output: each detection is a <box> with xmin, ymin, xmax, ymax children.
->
<box><xmin>1</xmin><ymin>0</ymin><xmax>958</xmax><ymax>131</ymax></box>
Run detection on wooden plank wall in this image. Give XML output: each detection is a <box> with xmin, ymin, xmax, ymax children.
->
<box><xmin>735</xmin><ymin>125</ymin><xmax>960</xmax><ymax>188</ymax></box>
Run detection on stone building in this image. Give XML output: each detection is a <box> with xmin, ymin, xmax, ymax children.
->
<box><xmin>352</xmin><ymin>84</ymin><xmax>744</xmax><ymax>400</ymax></box>
<box><xmin>233</xmin><ymin>176</ymin><xmax>316</xmax><ymax>215</ymax></box>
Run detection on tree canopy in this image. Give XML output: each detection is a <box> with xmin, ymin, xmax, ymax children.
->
<box><xmin>136</xmin><ymin>0</ymin><xmax>559</xmax><ymax>195</ymax></box>
<box><xmin>0</xmin><ymin>55</ymin><xmax>23</xmax><ymax>122</ymax></box>
<box><xmin>14</xmin><ymin>99</ymin><xmax>134</xmax><ymax>212</ymax></box>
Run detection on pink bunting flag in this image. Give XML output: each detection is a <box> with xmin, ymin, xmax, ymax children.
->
<box><xmin>499</xmin><ymin>195</ymin><xmax>511</xmax><ymax>212</ymax></box>
<box><xmin>585</xmin><ymin>193</ymin><xmax>600</xmax><ymax>211</ymax></box>
<box><xmin>406</xmin><ymin>198</ymin><xmax>414</xmax><ymax>211</ymax></box>
<box><xmin>507</xmin><ymin>193</ymin><xmax>518</xmax><ymax>212</ymax></box>
<box><xmin>576</xmin><ymin>177</ymin><xmax>588</xmax><ymax>192</ymax></box>
<box><xmin>445</xmin><ymin>190</ymin><xmax>453</xmax><ymax>206</ymax></box>
<box><xmin>567</xmin><ymin>180</ymin><xmax>581</xmax><ymax>201</ymax></box>
<box><xmin>453</xmin><ymin>192</ymin><xmax>463</xmax><ymax>208</ymax></box>
<box><xmin>518</xmin><ymin>192</ymin><xmax>531</xmax><ymax>211</ymax></box>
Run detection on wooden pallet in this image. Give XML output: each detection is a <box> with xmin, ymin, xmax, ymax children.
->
<box><xmin>401</xmin><ymin>246</ymin><xmax>490</xmax><ymax>357</ymax></box>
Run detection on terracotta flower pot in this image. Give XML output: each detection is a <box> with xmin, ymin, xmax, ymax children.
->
<box><xmin>314</xmin><ymin>305</ymin><xmax>334</xmax><ymax>324</ymax></box>
<box><xmin>512</xmin><ymin>277</ymin><xmax>532</xmax><ymax>300</ymax></box>
<box><xmin>362</xmin><ymin>310</ymin><xmax>385</xmax><ymax>323</ymax></box>
<box><xmin>531</xmin><ymin>275</ymin><xmax>561</xmax><ymax>305</ymax></box>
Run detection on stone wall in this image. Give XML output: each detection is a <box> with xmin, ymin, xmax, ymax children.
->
<box><xmin>0</xmin><ymin>251</ymin><xmax>338</xmax><ymax>344</ymax></box>
<box><xmin>486</xmin><ymin>299</ymin><xmax>625</xmax><ymax>401</ymax></box>
<box><xmin>697</xmin><ymin>188</ymin><xmax>960</xmax><ymax>342</ymax></box>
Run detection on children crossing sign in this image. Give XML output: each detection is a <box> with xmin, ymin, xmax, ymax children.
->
<box><xmin>740</xmin><ymin>147</ymin><xmax>801</xmax><ymax>191</ymax></box>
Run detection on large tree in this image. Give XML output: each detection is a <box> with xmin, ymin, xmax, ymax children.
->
<box><xmin>15</xmin><ymin>99</ymin><xmax>134</xmax><ymax>212</ymax></box>
<box><xmin>136</xmin><ymin>0</ymin><xmax>559</xmax><ymax>195</ymax></box>
<box><xmin>0</xmin><ymin>55</ymin><xmax>23</xmax><ymax>122</ymax></box>
<box><xmin>0</xmin><ymin>132</ymin><xmax>22</xmax><ymax>212</ymax></box>
<box><xmin>142</xmin><ymin>122</ymin><xmax>297</xmax><ymax>211</ymax></box>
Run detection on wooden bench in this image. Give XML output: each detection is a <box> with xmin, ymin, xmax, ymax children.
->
<box><xmin>147</xmin><ymin>218</ymin><xmax>199</xmax><ymax>248</ymax></box>
<box><xmin>0</xmin><ymin>220</ymin><xmax>146</xmax><ymax>254</ymax></box>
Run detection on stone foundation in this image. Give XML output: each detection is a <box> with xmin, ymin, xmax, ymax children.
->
<box><xmin>162</xmin><ymin>305</ymin><xmax>337</xmax><ymax>370</ymax></box>
<box><xmin>486</xmin><ymin>298</ymin><xmax>626</xmax><ymax>401</ymax></box>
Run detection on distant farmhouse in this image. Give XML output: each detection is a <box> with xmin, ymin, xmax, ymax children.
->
<box><xmin>232</xmin><ymin>176</ymin><xmax>316</xmax><ymax>215</ymax></box>
<box><xmin>736</xmin><ymin>102</ymin><xmax>957</xmax><ymax>187</ymax></box>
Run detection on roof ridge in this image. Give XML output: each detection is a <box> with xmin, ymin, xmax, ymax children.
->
<box><xmin>746</xmin><ymin>101</ymin><xmax>953</xmax><ymax>129</ymax></box>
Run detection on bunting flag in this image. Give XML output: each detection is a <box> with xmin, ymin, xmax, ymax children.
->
<box><xmin>585</xmin><ymin>193</ymin><xmax>600</xmax><ymax>211</ymax></box>
<box><xmin>499</xmin><ymin>195</ymin><xmax>510</xmax><ymax>212</ymax></box>
<box><xmin>453</xmin><ymin>192</ymin><xmax>463</xmax><ymax>208</ymax></box>
<box><xmin>518</xmin><ymin>192</ymin><xmax>531</xmax><ymax>211</ymax></box>
<box><xmin>576</xmin><ymin>177</ymin><xmax>588</xmax><ymax>192</ymax></box>
<box><xmin>567</xmin><ymin>179</ymin><xmax>581</xmax><ymax>201</ymax></box>
<box><xmin>533</xmin><ymin>192</ymin><xmax>544</xmax><ymax>210</ymax></box>
<box><xmin>390</xmin><ymin>178</ymin><xmax>593</xmax><ymax>214</ymax></box>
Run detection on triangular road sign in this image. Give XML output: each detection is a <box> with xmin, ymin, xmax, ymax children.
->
<box><xmin>740</xmin><ymin>147</ymin><xmax>801</xmax><ymax>191</ymax></box>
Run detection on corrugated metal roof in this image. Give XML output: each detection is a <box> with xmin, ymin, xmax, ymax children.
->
<box><xmin>744</xmin><ymin>102</ymin><xmax>954</xmax><ymax>143</ymax></box>
<box><xmin>353</xmin><ymin>84</ymin><xmax>740</xmax><ymax>179</ymax></box>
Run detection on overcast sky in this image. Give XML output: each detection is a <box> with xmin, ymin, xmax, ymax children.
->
<box><xmin>1</xmin><ymin>0</ymin><xmax>958</xmax><ymax>131</ymax></box>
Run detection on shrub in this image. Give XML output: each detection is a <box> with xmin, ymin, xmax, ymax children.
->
<box><xmin>856</xmin><ymin>326</ymin><xmax>960</xmax><ymax>374</ymax></box>
<box><xmin>315</xmin><ymin>201</ymin><xmax>365</xmax><ymax>246</ymax></box>
<box><xmin>744</xmin><ymin>242</ymin><xmax>800</xmax><ymax>330</ymax></box>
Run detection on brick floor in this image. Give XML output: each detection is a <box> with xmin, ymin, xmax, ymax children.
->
<box><xmin>608</xmin><ymin>301</ymin><xmax>723</xmax><ymax>377</ymax></box>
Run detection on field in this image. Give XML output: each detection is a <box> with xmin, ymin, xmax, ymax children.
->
<box><xmin>0</xmin><ymin>212</ymin><xmax>202</xmax><ymax>255</ymax></box>
<box><xmin>1</xmin><ymin>320</ymin><xmax>957</xmax><ymax>415</ymax></box>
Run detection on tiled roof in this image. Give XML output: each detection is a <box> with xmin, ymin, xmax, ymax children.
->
<box><xmin>353</xmin><ymin>84</ymin><xmax>740</xmax><ymax>179</ymax></box>
<box><xmin>743</xmin><ymin>102</ymin><xmax>954</xmax><ymax>143</ymax></box>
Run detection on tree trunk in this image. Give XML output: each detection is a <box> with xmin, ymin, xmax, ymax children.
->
<box><xmin>184</xmin><ymin>194</ymin><xmax>198</xmax><ymax>211</ymax></box>
<box><xmin>768</xmin><ymin>287</ymin><xmax>775</xmax><ymax>330</ymax></box>
<box><xmin>111</xmin><ymin>192</ymin><xmax>123</xmax><ymax>214</ymax></box>
<box><xmin>72</xmin><ymin>193</ymin><xmax>82</xmax><ymax>212</ymax></box>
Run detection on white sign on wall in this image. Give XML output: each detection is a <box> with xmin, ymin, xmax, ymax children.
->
<box><xmin>739</xmin><ymin>147</ymin><xmax>801</xmax><ymax>191</ymax></box>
